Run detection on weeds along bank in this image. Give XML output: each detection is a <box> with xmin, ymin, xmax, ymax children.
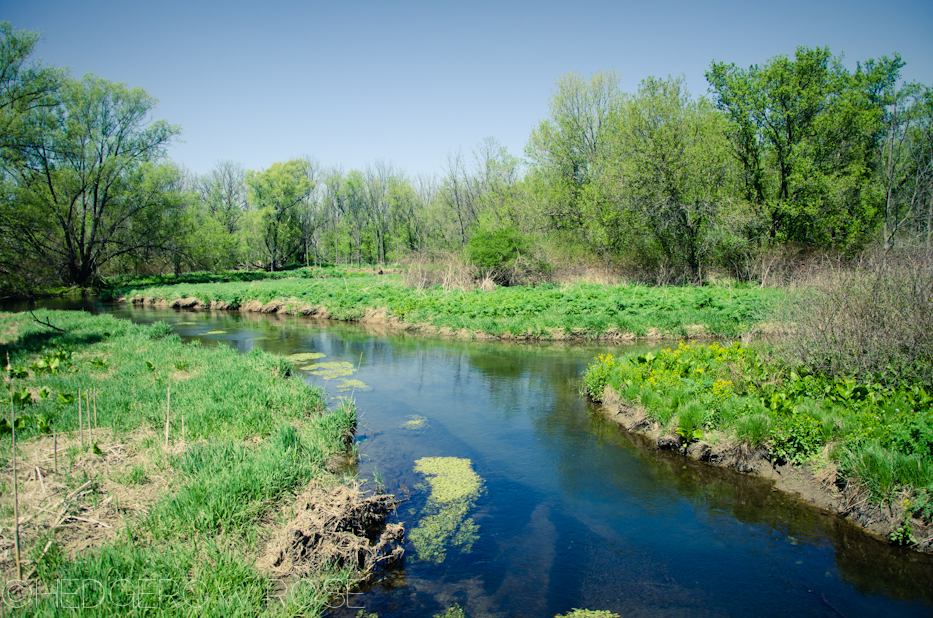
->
<box><xmin>0</xmin><ymin>309</ymin><xmax>400</xmax><ymax>616</ymax></box>
<box><xmin>112</xmin><ymin>271</ymin><xmax>781</xmax><ymax>340</ymax></box>
<box><xmin>584</xmin><ymin>341</ymin><xmax>933</xmax><ymax>552</ymax></box>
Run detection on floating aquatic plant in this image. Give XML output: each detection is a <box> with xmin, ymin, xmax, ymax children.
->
<box><xmin>303</xmin><ymin>361</ymin><xmax>356</xmax><ymax>380</ymax></box>
<box><xmin>287</xmin><ymin>352</ymin><xmax>326</xmax><ymax>363</ymax></box>
<box><xmin>335</xmin><ymin>379</ymin><xmax>370</xmax><ymax>392</ymax></box>
<box><xmin>401</xmin><ymin>414</ymin><xmax>429</xmax><ymax>430</ymax></box>
<box><xmin>409</xmin><ymin>457</ymin><xmax>484</xmax><ymax>563</ymax></box>
<box><xmin>204</xmin><ymin>330</ymin><xmax>226</xmax><ymax>335</ymax></box>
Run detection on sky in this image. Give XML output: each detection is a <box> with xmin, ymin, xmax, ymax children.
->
<box><xmin>4</xmin><ymin>0</ymin><xmax>933</xmax><ymax>178</ymax></box>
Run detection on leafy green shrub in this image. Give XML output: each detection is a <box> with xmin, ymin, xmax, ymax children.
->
<box><xmin>583</xmin><ymin>354</ymin><xmax>617</xmax><ymax>401</ymax></box>
<box><xmin>771</xmin><ymin>412</ymin><xmax>825</xmax><ymax>463</ymax></box>
<box><xmin>467</xmin><ymin>227</ymin><xmax>529</xmax><ymax>270</ymax></box>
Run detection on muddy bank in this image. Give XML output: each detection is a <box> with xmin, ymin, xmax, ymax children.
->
<box><xmin>598</xmin><ymin>386</ymin><xmax>933</xmax><ymax>553</ymax></box>
<box><xmin>120</xmin><ymin>294</ymin><xmax>713</xmax><ymax>342</ymax></box>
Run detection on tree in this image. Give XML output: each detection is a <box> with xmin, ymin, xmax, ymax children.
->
<box><xmin>1</xmin><ymin>74</ymin><xmax>182</xmax><ymax>286</ymax></box>
<box><xmin>613</xmin><ymin>76</ymin><xmax>736</xmax><ymax>282</ymax></box>
<box><xmin>707</xmin><ymin>47</ymin><xmax>901</xmax><ymax>248</ymax></box>
<box><xmin>0</xmin><ymin>22</ymin><xmax>62</xmax><ymax>153</ymax></box>
<box><xmin>200</xmin><ymin>160</ymin><xmax>247</xmax><ymax>235</ymax></box>
<box><xmin>875</xmin><ymin>82</ymin><xmax>933</xmax><ymax>250</ymax></box>
<box><xmin>0</xmin><ymin>23</ymin><xmax>63</xmax><ymax>290</ymax></box>
<box><xmin>364</xmin><ymin>159</ymin><xmax>396</xmax><ymax>264</ymax></box>
<box><xmin>244</xmin><ymin>159</ymin><xmax>312</xmax><ymax>270</ymax></box>
<box><xmin>525</xmin><ymin>70</ymin><xmax>624</xmax><ymax>235</ymax></box>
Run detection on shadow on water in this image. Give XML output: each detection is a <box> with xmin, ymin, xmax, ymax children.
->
<box><xmin>9</xmin><ymin>300</ymin><xmax>933</xmax><ymax>617</ymax></box>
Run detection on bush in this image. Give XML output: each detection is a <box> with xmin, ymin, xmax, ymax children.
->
<box><xmin>775</xmin><ymin>249</ymin><xmax>933</xmax><ymax>389</ymax></box>
<box><xmin>466</xmin><ymin>227</ymin><xmax>551</xmax><ymax>286</ymax></box>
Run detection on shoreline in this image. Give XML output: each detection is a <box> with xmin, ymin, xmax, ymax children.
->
<box><xmin>119</xmin><ymin>294</ymin><xmax>721</xmax><ymax>342</ymax></box>
<box><xmin>596</xmin><ymin>386</ymin><xmax>933</xmax><ymax>554</ymax></box>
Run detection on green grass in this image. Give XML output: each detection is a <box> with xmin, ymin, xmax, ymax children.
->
<box><xmin>99</xmin><ymin>263</ymin><xmax>367</xmax><ymax>295</ymax></box>
<box><xmin>0</xmin><ymin>309</ymin><xmax>359</xmax><ymax>616</ymax></box>
<box><xmin>112</xmin><ymin>274</ymin><xmax>782</xmax><ymax>339</ymax></box>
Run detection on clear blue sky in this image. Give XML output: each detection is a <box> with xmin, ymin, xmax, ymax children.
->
<box><xmin>5</xmin><ymin>0</ymin><xmax>932</xmax><ymax>178</ymax></box>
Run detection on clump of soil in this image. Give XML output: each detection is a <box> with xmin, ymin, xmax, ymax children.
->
<box><xmin>260</xmin><ymin>482</ymin><xmax>404</xmax><ymax>578</ymax></box>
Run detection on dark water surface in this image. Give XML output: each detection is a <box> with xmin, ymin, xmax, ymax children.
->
<box><xmin>11</xmin><ymin>299</ymin><xmax>933</xmax><ymax>617</ymax></box>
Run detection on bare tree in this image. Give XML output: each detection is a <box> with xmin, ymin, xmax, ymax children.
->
<box><xmin>200</xmin><ymin>160</ymin><xmax>247</xmax><ymax>234</ymax></box>
<box><xmin>364</xmin><ymin>159</ymin><xmax>396</xmax><ymax>264</ymax></box>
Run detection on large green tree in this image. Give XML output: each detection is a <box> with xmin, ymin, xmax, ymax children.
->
<box><xmin>244</xmin><ymin>159</ymin><xmax>312</xmax><ymax>270</ymax></box>
<box><xmin>525</xmin><ymin>70</ymin><xmax>624</xmax><ymax>238</ymax></box>
<box><xmin>612</xmin><ymin>76</ymin><xmax>737</xmax><ymax>281</ymax></box>
<box><xmin>2</xmin><ymin>73</ymin><xmax>182</xmax><ymax>286</ymax></box>
<box><xmin>707</xmin><ymin>47</ymin><xmax>901</xmax><ymax>248</ymax></box>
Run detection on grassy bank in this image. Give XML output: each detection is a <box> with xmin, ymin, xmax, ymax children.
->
<box><xmin>584</xmin><ymin>341</ymin><xmax>933</xmax><ymax>549</ymax></box>
<box><xmin>0</xmin><ymin>309</ymin><xmax>376</xmax><ymax>616</ymax></box>
<box><xmin>112</xmin><ymin>273</ymin><xmax>782</xmax><ymax>339</ymax></box>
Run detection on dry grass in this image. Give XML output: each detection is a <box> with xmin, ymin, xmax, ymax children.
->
<box><xmin>774</xmin><ymin>248</ymin><xmax>933</xmax><ymax>386</ymax></box>
<box><xmin>401</xmin><ymin>251</ymin><xmax>477</xmax><ymax>291</ymax></box>
<box><xmin>0</xmin><ymin>428</ymin><xmax>177</xmax><ymax>581</ymax></box>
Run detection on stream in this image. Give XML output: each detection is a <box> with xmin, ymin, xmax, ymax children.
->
<box><xmin>10</xmin><ymin>299</ymin><xmax>933</xmax><ymax>617</ymax></box>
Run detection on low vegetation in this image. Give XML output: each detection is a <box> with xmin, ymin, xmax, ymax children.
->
<box><xmin>0</xmin><ymin>310</ymin><xmax>389</xmax><ymax>616</ymax></box>
<box><xmin>112</xmin><ymin>271</ymin><xmax>780</xmax><ymax>340</ymax></box>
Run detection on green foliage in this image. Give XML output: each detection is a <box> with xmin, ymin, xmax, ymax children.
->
<box><xmin>583</xmin><ymin>353</ymin><xmax>617</xmax><ymax>401</ymax></box>
<box><xmin>118</xmin><ymin>274</ymin><xmax>779</xmax><ymax>341</ymax></box>
<box><xmin>3</xmin><ymin>72</ymin><xmax>182</xmax><ymax>287</ymax></box>
<box><xmin>467</xmin><ymin>227</ymin><xmax>528</xmax><ymax>270</ymax></box>
<box><xmin>707</xmin><ymin>46</ymin><xmax>902</xmax><ymax>248</ymax></box>
<box><xmin>245</xmin><ymin>159</ymin><xmax>313</xmax><ymax>271</ymax></box>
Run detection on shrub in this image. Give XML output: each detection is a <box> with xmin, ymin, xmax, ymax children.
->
<box><xmin>775</xmin><ymin>249</ymin><xmax>933</xmax><ymax>389</ymax></box>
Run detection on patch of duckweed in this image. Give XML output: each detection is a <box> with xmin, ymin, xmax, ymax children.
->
<box><xmin>287</xmin><ymin>352</ymin><xmax>327</xmax><ymax>363</ymax></box>
<box><xmin>401</xmin><ymin>414</ymin><xmax>429</xmax><ymax>431</ymax></box>
<box><xmin>204</xmin><ymin>329</ymin><xmax>227</xmax><ymax>335</ymax></box>
<box><xmin>304</xmin><ymin>361</ymin><xmax>356</xmax><ymax>379</ymax></box>
<box><xmin>176</xmin><ymin>321</ymin><xmax>199</xmax><ymax>326</ymax></box>
<box><xmin>335</xmin><ymin>379</ymin><xmax>370</xmax><ymax>392</ymax></box>
<box><xmin>409</xmin><ymin>457</ymin><xmax>484</xmax><ymax>563</ymax></box>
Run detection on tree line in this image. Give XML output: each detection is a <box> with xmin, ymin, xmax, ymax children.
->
<box><xmin>1</xmin><ymin>21</ymin><xmax>931</xmax><ymax>292</ymax></box>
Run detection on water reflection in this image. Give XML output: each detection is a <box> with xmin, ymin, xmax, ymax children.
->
<box><xmin>9</xmin><ymin>300</ymin><xmax>933</xmax><ymax>617</ymax></box>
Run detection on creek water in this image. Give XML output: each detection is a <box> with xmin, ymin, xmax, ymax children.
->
<box><xmin>10</xmin><ymin>299</ymin><xmax>933</xmax><ymax>617</ymax></box>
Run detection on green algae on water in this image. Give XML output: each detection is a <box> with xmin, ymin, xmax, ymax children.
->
<box><xmin>287</xmin><ymin>352</ymin><xmax>326</xmax><ymax>363</ymax></box>
<box><xmin>401</xmin><ymin>414</ymin><xmax>429</xmax><ymax>431</ymax></box>
<box><xmin>204</xmin><ymin>330</ymin><xmax>227</xmax><ymax>335</ymax></box>
<box><xmin>409</xmin><ymin>457</ymin><xmax>484</xmax><ymax>563</ymax></box>
<box><xmin>335</xmin><ymin>378</ymin><xmax>370</xmax><ymax>392</ymax></box>
<box><xmin>303</xmin><ymin>361</ymin><xmax>356</xmax><ymax>379</ymax></box>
